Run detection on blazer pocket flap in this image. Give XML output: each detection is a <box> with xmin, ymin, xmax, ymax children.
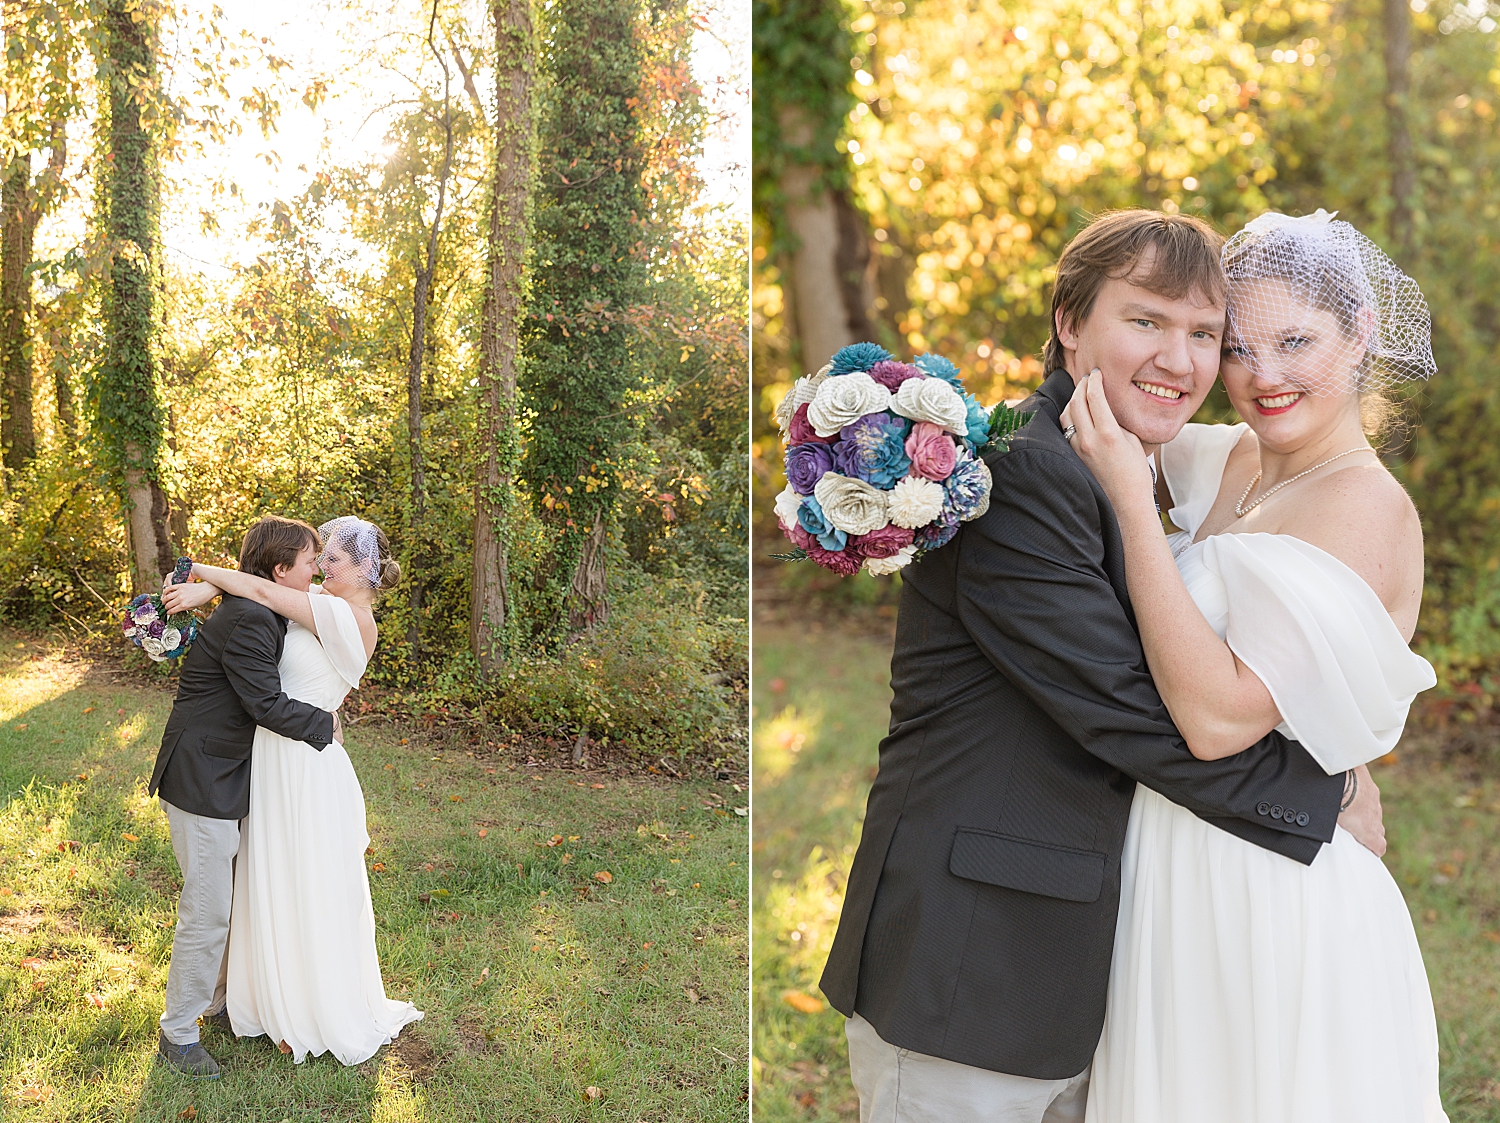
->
<box><xmin>949</xmin><ymin>829</ymin><xmax>1106</xmax><ymax>904</ymax></box>
<box><xmin>200</xmin><ymin>736</ymin><xmax>252</xmax><ymax>760</ymax></box>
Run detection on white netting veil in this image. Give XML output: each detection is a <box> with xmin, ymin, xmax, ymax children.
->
<box><xmin>1222</xmin><ymin>210</ymin><xmax>1436</xmax><ymax>395</ymax></box>
<box><xmin>317</xmin><ymin>516</ymin><xmax>386</xmax><ymax>589</ymax></box>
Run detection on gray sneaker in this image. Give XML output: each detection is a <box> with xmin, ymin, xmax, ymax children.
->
<box><xmin>157</xmin><ymin>1032</ymin><xmax>221</xmax><ymax>1078</ymax></box>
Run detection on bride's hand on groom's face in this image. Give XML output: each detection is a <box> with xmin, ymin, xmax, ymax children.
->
<box><xmin>1066</xmin><ymin>370</ymin><xmax>1154</xmax><ymax>511</ymax></box>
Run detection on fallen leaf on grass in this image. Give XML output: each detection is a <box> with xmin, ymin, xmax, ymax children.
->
<box><xmin>365</xmin><ymin>846</ymin><xmax>375</xmax><ymax>855</ymax></box>
<box><xmin>14</xmin><ymin>723</ymin><xmax>27</xmax><ymax>730</ymax></box>
<box><xmin>483</xmin><ymin>1025</ymin><xmax>506</xmax><ymax>1041</ymax></box>
<box><xmin>178</xmin><ymin>1106</ymin><xmax>197</xmax><ymax>1120</ymax></box>
<box><xmin>593</xmin><ymin>870</ymin><xmax>613</xmax><ymax>884</ymax></box>
<box><xmin>683</xmin><ymin>986</ymin><xmax>700</xmax><ymax>1004</ymax></box>
<box><xmin>20</xmin><ymin>957</ymin><xmax>46</xmax><ymax>970</ymax></box>
<box><xmin>57</xmin><ymin>840</ymin><xmax>81</xmax><ymax>852</ymax></box>
<box><xmin>77</xmin><ymin>773</ymin><xmax>88</xmax><ymax>781</ymax></box>
<box><xmin>541</xmin><ymin>834</ymin><xmax>564</xmax><ymax>848</ymax></box>
<box><xmin>797</xmin><ymin>1091</ymin><xmax>817</xmax><ymax>1108</ymax></box>
<box><xmin>0</xmin><ymin>888</ymin><xmax>12</xmax><ymax>896</ymax></box>
<box><xmin>560</xmin><ymin>853</ymin><xmax>573</xmax><ymax>864</ymax></box>
<box><xmin>422</xmin><ymin>862</ymin><xmax>435</xmax><ymax>872</ymax></box>
<box><xmin>782</xmin><ymin>990</ymin><xmax>825</xmax><ymax>1014</ymax></box>
<box><xmin>384</xmin><ymin>763</ymin><xmax>395</xmax><ymax>770</ymax></box>
<box><xmin>478</xmin><ymin>828</ymin><xmax>488</xmax><ymax>838</ymax></box>
<box><xmin>733</xmin><ymin>807</ymin><xmax>748</xmax><ymax>817</ymax></box>
<box><xmin>371</xmin><ymin>863</ymin><xmax>386</xmax><ymax>872</ymax></box>
<box><xmin>82</xmin><ymin>706</ymin><xmax>95</xmax><ymax>714</ymax></box>
<box><xmin>432</xmin><ymin>888</ymin><xmax>451</xmax><ymax>897</ymax></box>
<box><xmin>121</xmin><ymin>833</ymin><xmax>139</xmax><ymax>842</ymax></box>
<box><xmin>17</xmin><ymin>1084</ymin><xmax>53</xmax><ymax>1103</ymax></box>
<box><xmin>583</xmin><ymin>1086</ymin><xmax>602</xmax><ymax>1102</ymax></box>
<box><xmin>591</xmin><ymin>783</ymin><xmax>604</xmax><ymax>789</ymax></box>
<box><xmin>87</xmin><ymin>993</ymin><xmax>107</xmax><ymax>1008</ymax></box>
<box><xmin>450</xmin><ymin>795</ymin><xmax>463</xmax><ymax>803</ymax></box>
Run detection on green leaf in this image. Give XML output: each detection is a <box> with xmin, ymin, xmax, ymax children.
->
<box><xmin>769</xmin><ymin>548</ymin><xmax>809</xmax><ymax>562</ymax></box>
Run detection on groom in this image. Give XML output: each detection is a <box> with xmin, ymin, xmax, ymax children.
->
<box><xmin>819</xmin><ymin>210</ymin><xmax>1385</xmax><ymax>1120</ymax></box>
<box><xmin>147</xmin><ymin>515</ymin><xmax>340</xmax><ymax>1078</ymax></box>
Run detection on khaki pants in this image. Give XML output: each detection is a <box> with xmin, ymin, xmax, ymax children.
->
<box><xmin>846</xmin><ymin>1013</ymin><xmax>1090</xmax><ymax>1123</ymax></box>
<box><xmin>158</xmin><ymin>799</ymin><xmax>239</xmax><ymax>1045</ymax></box>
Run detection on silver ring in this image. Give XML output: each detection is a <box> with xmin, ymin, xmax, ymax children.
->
<box><xmin>1062</xmin><ymin>424</ymin><xmax>1077</xmax><ymax>442</ymax></box>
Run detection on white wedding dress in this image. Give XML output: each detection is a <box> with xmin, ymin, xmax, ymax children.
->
<box><xmin>1086</xmin><ymin>424</ymin><xmax>1447</xmax><ymax>1123</ymax></box>
<box><xmin>225</xmin><ymin>586</ymin><xmax>422</xmax><ymax>1064</ymax></box>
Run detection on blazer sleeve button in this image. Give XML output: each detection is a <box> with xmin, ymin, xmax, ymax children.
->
<box><xmin>1296</xmin><ymin>811</ymin><xmax>1310</xmax><ymax>827</ymax></box>
<box><xmin>1270</xmin><ymin>805</ymin><xmax>1284</xmax><ymax>820</ymax></box>
<box><xmin>1256</xmin><ymin>802</ymin><xmax>1271</xmax><ymax>816</ymax></box>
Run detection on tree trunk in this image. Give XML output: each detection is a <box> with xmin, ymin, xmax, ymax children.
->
<box><xmin>470</xmin><ymin>0</ymin><xmax>535</xmax><ymax>675</ymax></box>
<box><xmin>1</xmin><ymin>156</ymin><xmax>36</xmax><ymax>475</ymax></box>
<box><xmin>778</xmin><ymin>109</ymin><xmax>875</xmax><ymax>371</ymax></box>
<box><xmin>1383</xmin><ymin>0</ymin><xmax>1415</xmax><ymax>258</ymax></box>
<box><xmin>102</xmin><ymin>0</ymin><xmax>170</xmax><ymax>593</ymax></box>
<box><xmin>566</xmin><ymin>510</ymin><xmax>607</xmax><ymax>633</ymax></box>
<box><xmin>406</xmin><ymin>0</ymin><xmax>457</xmax><ymax>657</ymax></box>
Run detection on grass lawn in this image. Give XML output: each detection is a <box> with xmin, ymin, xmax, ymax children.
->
<box><xmin>752</xmin><ymin>616</ymin><xmax>1500</xmax><ymax>1122</ymax></box>
<box><xmin>0</xmin><ymin>632</ymin><xmax>748</xmax><ymax>1122</ymax></box>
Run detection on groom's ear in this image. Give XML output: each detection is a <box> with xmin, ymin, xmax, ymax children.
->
<box><xmin>1055</xmin><ymin>306</ymin><xmax>1080</xmax><ymax>352</ymax></box>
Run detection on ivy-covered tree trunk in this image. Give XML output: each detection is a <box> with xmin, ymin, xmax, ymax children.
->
<box><xmin>98</xmin><ymin>0</ymin><xmax>171</xmax><ymax>594</ymax></box>
<box><xmin>520</xmin><ymin>0</ymin><xmax>645</xmax><ymax>638</ymax></box>
<box><xmin>0</xmin><ymin>156</ymin><xmax>37</xmax><ymax>475</ymax></box>
<box><xmin>471</xmin><ymin>0</ymin><xmax>536</xmax><ymax>674</ymax></box>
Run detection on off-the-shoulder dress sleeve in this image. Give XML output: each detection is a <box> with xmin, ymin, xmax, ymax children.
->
<box><xmin>306</xmin><ymin>586</ymin><xmax>369</xmax><ymax>690</ymax></box>
<box><xmin>1198</xmin><ymin>532</ymin><xmax>1436</xmax><ymax>774</ymax></box>
<box><xmin>1160</xmin><ymin>422</ymin><xmax>1248</xmax><ymax>538</ymax></box>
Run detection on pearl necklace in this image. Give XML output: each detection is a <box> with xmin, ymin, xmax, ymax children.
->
<box><xmin>1234</xmin><ymin>446</ymin><xmax>1374</xmax><ymax>518</ymax></box>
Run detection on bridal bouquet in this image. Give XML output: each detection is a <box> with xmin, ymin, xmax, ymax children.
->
<box><xmin>122</xmin><ymin>557</ymin><xmax>198</xmax><ymax>661</ymax></box>
<box><xmin>771</xmin><ymin>342</ymin><xmax>1026</xmax><ymax>577</ymax></box>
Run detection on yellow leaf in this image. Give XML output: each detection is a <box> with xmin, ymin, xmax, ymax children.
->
<box><xmin>782</xmin><ymin>990</ymin><xmax>825</xmax><ymax>1014</ymax></box>
<box><xmin>122</xmin><ymin>833</ymin><xmax>139</xmax><ymax>842</ymax></box>
<box><xmin>18</xmin><ymin>1085</ymin><xmax>53</xmax><ymax>1103</ymax></box>
<box><xmin>450</xmin><ymin>795</ymin><xmax>463</xmax><ymax>803</ymax></box>
<box><xmin>82</xmin><ymin>706</ymin><xmax>95</xmax><ymax>713</ymax></box>
<box><xmin>593</xmin><ymin>870</ymin><xmax>613</xmax><ymax>883</ymax></box>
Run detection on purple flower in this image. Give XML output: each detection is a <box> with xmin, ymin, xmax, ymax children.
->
<box><xmin>914</xmin><ymin>513</ymin><xmax>960</xmax><ymax>552</ymax></box>
<box><xmin>868</xmin><ymin>360</ymin><xmax>924</xmax><ymax>392</ymax></box>
<box><xmin>786</xmin><ymin>442</ymin><xmax>834</xmax><ymax>495</ymax></box>
<box><xmin>833</xmin><ymin>413</ymin><xmax>911</xmax><ymax>487</ymax></box>
<box><xmin>147</xmin><ymin>620</ymin><xmax>165</xmax><ymax>639</ymax></box>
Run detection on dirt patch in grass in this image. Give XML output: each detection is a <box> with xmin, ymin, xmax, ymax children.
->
<box><xmin>388</xmin><ymin>1027</ymin><xmax>438</xmax><ymax>1081</ymax></box>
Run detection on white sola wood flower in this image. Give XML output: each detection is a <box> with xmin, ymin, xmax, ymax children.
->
<box><xmin>807</xmin><ymin>372</ymin><xmax>892</xmax><ymax>437</ymax></box>
<box><xmin>886</xmin><ymin>475</ymin><xmax>945</xmax><ymax>529</ymax></box>
<box><xmin>773</xmin><ymin>485</ymin><xmax>803</xmax><ymax>530</ymax></box>
<box><xmin>890</xmin><ymin>376</ymin><xmax>968</xmax><ymax>433</ymax></box>
<box><xmin>814</xmin><ymin>472</ymin><xmax>890</xmax><ymax>535</ymax></box>
<box><xmin>864</xmin><ymin>545</ymin><xmax>917</xmax><ymax>575</ymax></box>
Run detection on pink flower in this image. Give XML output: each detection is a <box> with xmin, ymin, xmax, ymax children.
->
<box><xmin>851</xmin><ymin>523</ymin><xmax>916</xmax><ymax>559</ymax></box>
<box><xmin>787</xmin><ymin>402</ymin><xmax>836</xmax><ymax>445</ymax></box>
<box><xmin>868</xmin><ymin>360</ymin><xmax>924</xmax><ymax>392</ymax></box>
<box><xmin>905</xmin><ymin>421</ymin><xmax>959</xmax><ymax>481</ymax></box>
<box><xmin>807</xmin><ymin>540</ymin><xmax>864</xmax><ymax>575</ymax></box>
<box><xmin>789</xmin><ymin>523</ymin><xmax>862</xmax><ymax>574</ymax></box>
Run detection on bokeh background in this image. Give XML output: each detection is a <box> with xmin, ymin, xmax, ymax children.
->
<box><xmin>753</xmin><ymin>0</ymin><xmax>1500</xmax><ymax>1118</ymax></box>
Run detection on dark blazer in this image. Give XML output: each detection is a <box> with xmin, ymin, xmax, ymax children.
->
<box><xmin>148</xmin><ymin>594</ymin><xmax>334</xmax><ymax>820</ymax></box>
<box><xmin>819</xmin><ymin>369</ymin><xmax>1346</xmax><ymax>1080</ymax></box>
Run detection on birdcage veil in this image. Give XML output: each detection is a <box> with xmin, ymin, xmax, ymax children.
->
<box><xmin>317</xmin><ymin>516</ymin><xmax>384</xmax><ymax>588</ymax></box>
<box><xmin>1221</xmin><ymin>210</ymin><xmax>1436</xmax><ymax>395</ymax></box>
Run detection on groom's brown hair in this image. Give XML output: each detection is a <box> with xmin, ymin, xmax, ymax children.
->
<box><xmin>240</xmin><ymin>516</ymin><xmax>321</xmax><ymax>581</ymax></box>
<box><xmin>1044</xmin><ymin>209</ymin><xmax>1226</xmax><ymax>372</ymax></box>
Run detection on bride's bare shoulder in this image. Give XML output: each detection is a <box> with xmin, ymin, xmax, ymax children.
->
<box><xmin>1280</xmin><ymin>462</ymin><xmax>1423</xmax><ymax>612</ymax></box>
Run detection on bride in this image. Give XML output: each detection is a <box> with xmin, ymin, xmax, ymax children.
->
<box><xmin>1063</xmin><ymin>212</ymin><xmax>1446</xmax><ymax>1121</ymax></box>
<box><xmin>163</xmin><ymin>515</ymin><xmax>422</xmax><ymax>1065</ymax></box>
